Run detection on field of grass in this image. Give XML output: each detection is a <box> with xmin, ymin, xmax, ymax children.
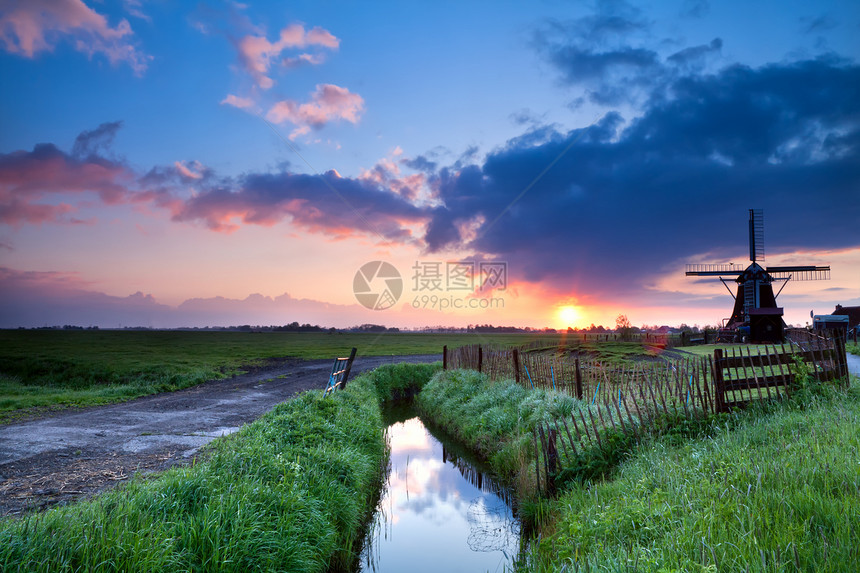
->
<box><xmin>0</xmin><ymin>329</ymin><xmax>553</xmax><ymax>420</ymax></box>
<box><xmin>415</xmin><ymin>364</ymin><xmax>858</xmax><ymax>572</ymax></box>
<box><xmin>527</xmin><ymin>383</ymin><xmax>860</xmax><ymax>572</ymax></box>
<box><xmin>0</xmin><ymin>362</ymin><xmax>440</xmax><ymax>573</ymax></box>
<box><xmin>675</xmin><ymin>343</ymin><xmax>776</xmax><ymax>358</ymax></box>
<box><xmin>2</xmin><ymin>328</ymin><xmax>855</xmax><ymax>571</ymax></box>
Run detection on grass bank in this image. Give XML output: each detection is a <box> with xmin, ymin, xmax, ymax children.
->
<box><xmin>528</xmin><ymin>383</ymin><xmax>860</xmax><ymax>572</ymax></box>
<box><xmin>415</xmin><ymin>369</ymin><xmax>581</xmax><ymax>500</ymax></box>
<box><xmin>0</xmin><ymin>362</ymin><xmax>440</xmax><ymax>572</ymax></box>
<box><xmin>416</xmin><ymin>367</ymin><xmax>858</xmax><ymax>572</ymax></box>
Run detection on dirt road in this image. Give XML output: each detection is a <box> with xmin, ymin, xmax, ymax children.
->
<box><xmin>0</xmin><ymin>354</ymin><xmax>439</xmax><ymax>516</ymax></box>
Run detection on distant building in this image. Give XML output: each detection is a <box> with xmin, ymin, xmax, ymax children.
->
<box><xmin>833</xmin><ymin>305</ymin><xmax>860</xmax><ymax>329</ymax></box>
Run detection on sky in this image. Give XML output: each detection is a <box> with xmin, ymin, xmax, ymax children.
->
<box><xmin>1</xmin><ymin>0</ymin><xmax>858</xmax><ymax>330</ymax></box>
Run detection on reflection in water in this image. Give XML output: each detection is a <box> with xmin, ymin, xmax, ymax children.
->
<box><xmin>361</xmin><ymin>409</ymin><xmax>519</xmax><ymax>573</ymax></box>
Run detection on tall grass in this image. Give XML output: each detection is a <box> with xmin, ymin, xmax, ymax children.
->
<box><xmin>524</xmin><ymin>383</ymin><xmax>860</xmax><ymax>572</ymax></box>
<box><xmin>416</xmin><ymin>369</ymin><xmax>579</xmax><ymax>498</ymax></box>
<box><xmin>0</xmin><ymin>363</ymin><xmax>440</xmax><ymax>572</ymax></box>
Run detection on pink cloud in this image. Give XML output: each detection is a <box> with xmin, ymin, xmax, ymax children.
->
<box><xmin>0</xmin><ymin>125</ymin><xmax>426</xmax><ymax>245</ymax></box>
<box><xmin>174</xmin><ymin>160</ymin><xmax>206</xmax><ymax>180</ymax></box>
<box><xmin>267</xmin><ymin>84</ymin><xmax>365</xmax><ymax>138</ymax></box>
<box><xmin>236</xmin><ymin>23</ymin><xmax>339</xmax><ymax>88</ymax></box>
<box><xmin>360</xmin><ymin>152</ymin><xmax>427</xmax><ymax>201</ymax></box>
<box><xmin>0</xmin><ymin>0</ymin><xmax>150</xmax><ymax>74</ymax></box>
<box><xmin>171</xmin><ymin>169</ymin><xmax>426</xmax><ymax>242</ymax></box>
<box><xmin>220</xmin><ymin>93</ymin><xmax>255</xmax><ymax>109</ymax></box>
<box><xmin>0</xmin><ymin>142</ymin><xmax>137</xmax><ymax>225</ymax></box>
<box><xmin>282</xmin><ymin>52</ymin><xmax>326</xmax><ymax>69</ymax></box>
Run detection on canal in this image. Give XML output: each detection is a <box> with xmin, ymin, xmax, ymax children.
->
<box><xmin>360</xmin><ymin>405</ymin><xmax>520</xmax><ymax>572</ymax></box>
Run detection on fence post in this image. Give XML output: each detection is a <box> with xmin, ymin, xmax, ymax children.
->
<box><xmin>574</xmin><ymin>358</ymin><xmax>583</xmax><ymax>400</ymax></box>
<box><xmin>713</xmin><ymin>348</ymin><xmax>725</xmax><ymax>413</ymax></box>
<box><xmin>546</xmin><ymin>428</ymin><xmax>558</xmax><ymax>495</ymax></box>
<box><xmin>443</xmin><ymin>345</ymin><xmax>448</xmax><ymax>370</ymax></box>
<box><xmin>478</xmin><ymin>345</ymin><xmax>483</xmax><ymax>373</ymax></box>
<box><xmin>513</xmin><ymin>349</ymin><xmax>521</xmax><ymax>386</ymax></box>
<box><xmin>833</xmin><ymin>335</ymin><xmax>848</xmax><ymax>383</ymax></box>
<box><xmin>341</xmin><ymin>347</ymin><xmax>357</xmax><ymax>389</ymax></box>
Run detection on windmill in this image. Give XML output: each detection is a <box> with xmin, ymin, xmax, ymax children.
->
<box><xmin>685</xmin><ymin>209</ymin><xmax>830</xmax><ymax>342</ymax></box>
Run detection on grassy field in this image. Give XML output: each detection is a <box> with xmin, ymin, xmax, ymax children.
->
<box><xmin>0</xmin><ymin>329</ymin><xmax>557</xmax><ymax>421</ymax></box>
<box><xmin>527</xmin><ymin>383</ymin><xmax>860</xmax><ymax>572</ymax></box>
<box><xmin>2</xmin><ymin>330</ymin><xmax>856</xmax><ymax>571</ymax></box>
<box><xmin>0</xmin><ymin>363</ymin><xmax>440</xmax><ymax>573</ymax></box>
<box><xmin>414</xmin><ymin>364</ymin><xmax>859</xmax><ymax>572</ymax></box>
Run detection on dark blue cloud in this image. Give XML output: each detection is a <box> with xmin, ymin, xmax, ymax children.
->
<box><xmin>420</xmin><ymin>57</ymin><xmax>860</xmax><ymax>297</ymax></box>
<box><xmin>71</xmin><ymin>121</ymin><xmax>123</xmax><ymax>158</ymax></box>
<box><xmin>680</xmin><ymin>0</ymin><xmax>710</xmax><ymax>19</ymax></box>
<box><xmin>667</xmin><ymin>38</ymin><xmax>723</xmax><ymax>67</ymax></box>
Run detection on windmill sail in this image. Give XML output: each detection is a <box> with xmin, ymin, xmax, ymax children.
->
<box><xmin>749</xmin><ymin>209</ymin><xmax>765</xmax><ymax>262</ymax></box>
<box><xmin>685</xmin><ymin>208</ymin><xmax>830</xmax><ymax>343</ymax></box>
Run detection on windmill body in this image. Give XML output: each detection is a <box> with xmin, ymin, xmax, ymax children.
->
<box><xmin>685</xmin><ymin>209</ymin><xmax>830</xmax><ymax>343</ymax></box>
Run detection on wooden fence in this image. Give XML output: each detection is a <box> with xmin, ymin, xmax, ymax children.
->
<box><xmin>442</xmin><ymin>335</ymin><xmax>849</xmax><ymax>495</ymax></box>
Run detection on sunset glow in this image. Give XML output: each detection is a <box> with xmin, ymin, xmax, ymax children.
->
<box><xmin>557</xmin><ymin>305</ymin><xmax>582</xmax><ymax>329</ymax></box>
<box><xmin>1</xmin><ymin>1</ymin><xmax>857</xmax><ymax>329</ymax></box>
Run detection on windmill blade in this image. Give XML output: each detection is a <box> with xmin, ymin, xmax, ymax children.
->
<box><xmin>766</xmin><ymin>266</ymin><xmax>830</xmax><ymax>281</ymax></box>
<box><xmin>685</xmin><ymin>263</ymin><xmax>744</xmax><ymax>276</ymax></box>
<box><xmin>749</xmin><ymin>209</ymin><xmax>765</xmax><ymax>262</ymax></box>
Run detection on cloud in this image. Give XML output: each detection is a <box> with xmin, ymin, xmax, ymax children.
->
<box><xmin>536</xmin><ymin>5</ymin><xmax>665</xmax><ymax>106</ymax></box>
<box><xmin>416</xmin><ymin>57</ymin><xmax>860</xmax><ymax>300</ymax></box>
<box><xmin>174</xmin><ymin>160</ymin><xmax>207</xmax><ymax>180</ymax></box>
<box><xmin>667</xmin><ymin>37</ymin><xmax>722</xmax><ymax>68</ymax></box>
<box><xmin>220</xmin><ymin>94</ymin><xmax>255</xmax><ymax>109</ymax></box>
<box><xmin>680</xmin><ymin>0</ymin><xmax>710</xmax><ymax>19</ymax></box>
<box><xmin>267</xmin><ymin>84</ymin><xmax>365</xmax><ymax>138</ymax></box>
<box><xmin>6</xmin><ymin>52</ymin><xmax>858</xmax><ymax>310</ymax></box>
<box><xmin>537</xmin><ymin>3</ymin><xmax>724</xmax><ymax>106</ymax></box>
<box><xmin>236</xmin><ymin>22</ymin><xmax>339</xmax><ymax>89</ymax></box>
<box><xmin>122</xmin><ymin>0</ymin><xmax>150</xmax><ymax>23</ymax></box>
<box><xmin>1</xmin><ymin>121</ymin><xmax>420</xmax><ymax>242</ymax></box>
<box><xmin>0</xmin><ymin>141</ymin><xmax>134</xmax><ymax>225</ymax></box>
<box><xmin>800</xmin><ymin>15</ymin><xmax>837</xmax><ymax>34</ymax></box>
<box><xmin>171</xmin><ymin>168</ymin><xmax>426</xmax><ymax>240</ymax></box>
<box><xmin>0</xmin><ymin>0</ymin><xmax>150</xmax><ymax>74</ymax></box>
<box><xmin>71</xmin><ymin>120</ymin><xmax>123</xmax><ymax>158</ymax></box>
<box><xmin>0</xmin><ymin>267</ymin><xmax>396</xmax><ymax>328</ymax></box>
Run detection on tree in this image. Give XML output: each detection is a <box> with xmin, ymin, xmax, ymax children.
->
<box><xmin>616</xmin><ymin>314</ymin><xmax>633</xmax><ymax>341</ymax></box>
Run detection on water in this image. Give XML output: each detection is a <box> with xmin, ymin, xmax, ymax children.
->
<box><xmin>360</xmin><ymin>406</ymin><xmax>520</xmax><ymax>573</ymax></box>
<box><xmin>847</xmin><ymin>353</ymin><xmax>860</xmax><ymax>377</ymax></box>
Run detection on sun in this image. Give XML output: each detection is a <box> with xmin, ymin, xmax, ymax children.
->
<box><xmin>558</xmin><ymin>305</ymin><xmax>580</xmax><ymax>326</ymax></box>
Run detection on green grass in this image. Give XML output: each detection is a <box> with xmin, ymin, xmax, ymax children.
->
<box><xmin>415</xmin><ymin>360</ymin><xmax>857</xmax><ymax>572</ymax></box>
<box><xmin>0</xmin><ymin>362</ymin><xmax>441</xmax><ymax>572</ymax></box>
<box><xmin>0</xmin><ymin>329</ymin><xmax>538</xmax><ymax>419</ymax></box>
<box><xmin>529</xmin><ymin>340</ymin><xmax>664</xmax><ymax>364</ymax></box>
<box><xmin>676</xmin><ymin>343</ymin><xmax>776</xmax><ymax>358</ymax></box>
<box><xmin>527</xmin><ymin>386</ymin><xmax>860</xmax><ymax>572</ymax></box>
<box><xmin>416</xmin><ymin>369</ymin><xmax>581</xmax><ymax>498</ymax></box>
<box><xmin>847</xmin><ymin>341</ymin><xmax>859</xmax><ymax>356</ymax></box>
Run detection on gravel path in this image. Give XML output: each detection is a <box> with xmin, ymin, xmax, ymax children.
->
<box><xmin>0</xmin><ymin>354</ymin><xmax>439</xmax><ymax>516</ymax></box>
